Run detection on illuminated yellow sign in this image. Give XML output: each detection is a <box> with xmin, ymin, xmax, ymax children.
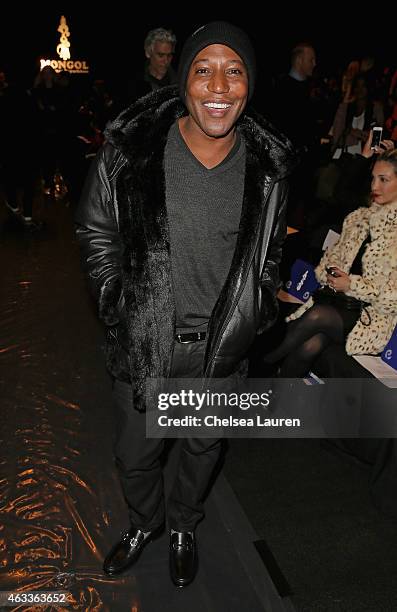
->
<box><xmin>56</xmin><ymin>15</ymin><xmax>71</xmax><ymax>61</ymax></box>
<box><xmin>40</xmin><ymin>16</ymin><xmax>89</xmax><ymax>74</ymax></box>
<box><xmin>40</xmin><ymin>59</ymin><xmax>89</xmax><ymax>73</ymax></box>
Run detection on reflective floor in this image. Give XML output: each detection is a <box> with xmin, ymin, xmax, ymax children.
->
<box><xmin>0</xmin><ymin>199</ymin><xmax>289</xmax><ymax>611</ymax></box>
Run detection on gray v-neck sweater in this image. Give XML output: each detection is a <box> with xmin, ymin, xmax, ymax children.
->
<box><xmin>164</xmin><ymin>121</ymin><xmax>246</xmax><ymax>331</ymax></box>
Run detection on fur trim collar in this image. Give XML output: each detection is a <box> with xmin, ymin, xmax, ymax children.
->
<box><xmin>104</xmin><ymin>86</ymin><xmax>297</xmax><ymax>407</ymax></box>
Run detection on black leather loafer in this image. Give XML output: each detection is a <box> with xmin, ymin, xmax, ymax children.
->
<box><xmin>169</xmin><ymin>531</ymin><xmax>197</xmax><ymax>587</ymax></box>
<box><xmin>103</xmin><ymin>525</ymin><xmax>161</xmax><ymax>576</ymax></box>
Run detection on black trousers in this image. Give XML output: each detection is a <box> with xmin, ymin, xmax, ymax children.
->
<box><xmin>112</xmin><ymin>340</ymin><xmax>222</xmax><ymax>532</ymax></box>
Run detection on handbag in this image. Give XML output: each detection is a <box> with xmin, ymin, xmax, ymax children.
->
<box><xmin>312</xmin><ymin>286</ymin><xmax>371</xmax><ymax>325</ymax></box>
<box><xmin>312</xmin><ymin>285</ymin><xmax>361</xmax><ymax>310</ymax></box>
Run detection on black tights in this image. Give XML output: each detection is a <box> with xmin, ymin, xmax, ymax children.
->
<box><xmin>264</xmin><ymin>305</ymin><xmax>349</xmax><ymax>377</ymax></box>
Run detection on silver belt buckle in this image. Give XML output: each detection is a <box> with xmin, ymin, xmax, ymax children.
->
<box><xmin>177</xmin><ymin>334</ymin><xmax>193</xmax><ymax>344</ymax></box>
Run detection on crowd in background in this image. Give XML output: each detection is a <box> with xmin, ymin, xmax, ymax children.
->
<box><xmin>1</xmin><ymin>30</ymin><xmax>396</xmax><ymax>232</ymax></box>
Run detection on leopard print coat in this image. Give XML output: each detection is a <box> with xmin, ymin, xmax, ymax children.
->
<box><xmin>286</xmin><ymin>200</ymin><xmax>397</xmax><ymax>355</ymax></box>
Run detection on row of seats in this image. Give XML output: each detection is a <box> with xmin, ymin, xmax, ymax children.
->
<box><xmin>280</xmin><ymin>229</ymin><xmax>397</xmax><ymax>386</ymax></box>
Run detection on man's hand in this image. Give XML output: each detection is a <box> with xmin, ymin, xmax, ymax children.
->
<box><xmin>350</xmin><ymin>128</ymin><xmax>366</xmax><ymax>141</ymax></box>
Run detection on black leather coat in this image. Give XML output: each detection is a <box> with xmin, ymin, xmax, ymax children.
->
<box><xmin>75</xmin><ymin>86</ymin><xmax>296</xmax><ymax>410</ymax></box>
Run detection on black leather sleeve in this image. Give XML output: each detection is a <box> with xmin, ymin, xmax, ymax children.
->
<box><xmin>74</xmin><ymin>143</ymin><xmax>127</xmax><ymax>326</ymax></box>
<box><xmin>259</xmin><ymin>179</ymin><xmax>288</xmax><ymax>331</ymax></box>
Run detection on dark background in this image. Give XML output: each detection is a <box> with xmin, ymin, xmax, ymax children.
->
<box><xmin>1</xmin><ymin>8</ymin><xmax>394</xmax><ymax>89</ymax></box>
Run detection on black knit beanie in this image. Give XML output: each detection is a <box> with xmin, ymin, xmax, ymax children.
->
<box><xmin>178</xmin><ymin>21</ymin><xmax>256</xmax><ymax>102</ymax></box>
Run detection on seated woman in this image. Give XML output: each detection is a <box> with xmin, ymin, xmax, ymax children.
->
<box><xmin>264</xmin><ymin>137</ymin><xmax>397</xmax><ymax>377</ymax></box>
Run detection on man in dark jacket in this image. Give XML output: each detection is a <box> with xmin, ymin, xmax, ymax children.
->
<box><xmin>124</xmin><ymin>27</ymin><xmax>177</xmax><ymax>105</ymax></box>
<box><xmin>0</xmin><ymin>68</ymin><xmax>41</xmax><ymax>228</ymax></box>
<box><xmin>75</xmin><ymin>21</ymin><xmax>295</xmax><ymax>588</ymax></box>
<box><xmin>272</xmin><ymin>42</ymin><xmax>317</xmax><ymax>151</ymax></box>
<box><xmin>271</xmin><ymin>42</ymin><xmax>318</xmax><ymax>228</ymax></box>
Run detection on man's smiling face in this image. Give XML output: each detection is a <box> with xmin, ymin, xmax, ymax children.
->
<box><xmin>184</xmin><ymin>44</ymin><xmax>248</xmax><ymax>139</ymax></box>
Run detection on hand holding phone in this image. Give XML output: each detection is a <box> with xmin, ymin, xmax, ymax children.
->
<box><xmin>326</xmin><ymin>266</ymin><xmax>339</xmax><ymax>277</ymax></box>
<box><xmin>371</xmin><ymin>126</ymin><xmax>383</xmax><ymax>149</ymax></box>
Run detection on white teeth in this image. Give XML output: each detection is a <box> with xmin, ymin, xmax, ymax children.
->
<box><xmin>204</xmin><ymin>102</ymin><xmax>231</xmax><ymax>109</ymax></box>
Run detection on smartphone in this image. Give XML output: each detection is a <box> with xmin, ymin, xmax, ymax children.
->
<box><xmin>326</xmin><ymin>266</ymin><xmax>339</xmax><ymax>277</ymax></box>
<box><xmin>371</xmin><ymin>126</ymin><xmax>383</xmax><ymax>149</ymax></box>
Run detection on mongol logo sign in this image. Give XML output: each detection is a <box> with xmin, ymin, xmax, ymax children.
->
<box><xmin>40</xmin><ymin>16</ymin><xmax>89</xmax><ymax>74</ymax></box>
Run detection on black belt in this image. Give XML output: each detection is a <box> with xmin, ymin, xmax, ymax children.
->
<box><xmin>175</xmin><ymin>332</ymin><xmax>206</xmax><ymax>344</ymax></box>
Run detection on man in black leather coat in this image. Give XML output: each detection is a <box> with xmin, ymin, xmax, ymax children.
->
<box><xmin>75</xmin><ymin>21</ymin><xmax>296</xmax><ymax>587</ymax></box>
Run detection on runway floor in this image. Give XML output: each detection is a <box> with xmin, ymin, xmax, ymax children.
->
<box><xmin>0</xmin><ymin>197</ymin><xmax>294</xmax><ymax>611</ymax></box>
